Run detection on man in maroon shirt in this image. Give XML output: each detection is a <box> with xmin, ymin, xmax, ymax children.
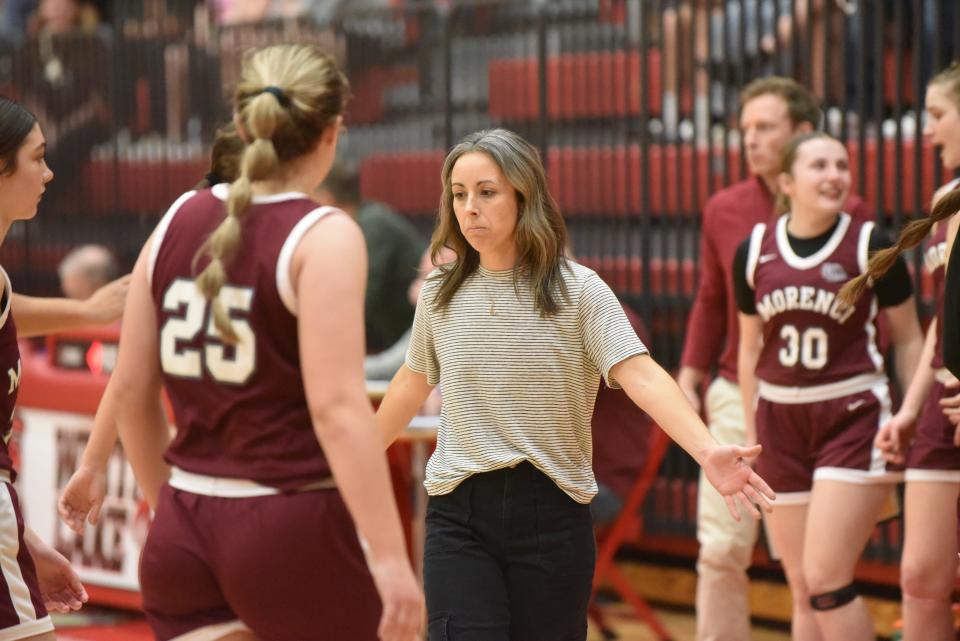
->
<box><xmin>676</xmin><ymin>77</ymin><xmax>872</xmax><ymax>641</ymax></box>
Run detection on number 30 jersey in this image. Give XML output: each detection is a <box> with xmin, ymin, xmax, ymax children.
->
<box><xmin>148</xmin><ymin>184</ymin><xmax>342</xmax><ymax>490</ymax></box>
<box><xmin>745</xmin><ymin>212</ymin><xmax>884</xmax><ymax>389</ymax></box>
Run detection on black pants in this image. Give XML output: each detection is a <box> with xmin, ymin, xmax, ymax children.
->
<box><xmin>423</xmin><ymin>462</ymin><xmax>596</xmax><ymax>641</ymax></box>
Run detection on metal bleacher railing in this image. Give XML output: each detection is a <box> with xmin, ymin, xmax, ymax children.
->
<box><xmin>2</xmin><ymin>0</ymin><xmax>958</xmax><ymax>579</ymax></box>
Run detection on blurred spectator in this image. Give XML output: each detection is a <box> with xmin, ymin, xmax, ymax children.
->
<box><xmin>0</xmin><ymin>0</ymin><xmax>36</xmax><ymax>35</ymax></box>
<box><xmin>662</xmin><ymin>0</ymin><xmax>789</xmax><ymax>139</ymax></box>
<box><xmin>316</xmin><ymin>160</ymin><xmax>426</xmax><ymax>353</ymax></box>
<box><xmin>364</xmin><ymin>246</ymin><xmax>457</xmax><ymax>382</ymax></box>
<box><xmin>210</xmin><ymin>0</ymin><xmax>388</xmax><ymax>25</ymax></box>
<box><xmin>15</xmin><ymin>0</ymin><xmax>109</xmax><ymax>210</ymax></box>
<box><xmin>661</xmin><ymin>0</ymin><xmax>710</xmax><ymax>137</ymax></box>
<box><xmin>27</xmin><ymin>0</ymin><xmax>100</xmax><ymax>34</ymax></box>
<box><xmin>58</xmin><ymin>244</ymin><xmax>118</xmax><ymax>300</ymax></box>
<box><xmin>1</xmin><ymin>0</ymin><xmax>108</xmax><ymax>36</ymax></box>
<box><xmin>209</xmin><ymin>0</ymin><xmax>285</xmax><ymax>25</ymax></box>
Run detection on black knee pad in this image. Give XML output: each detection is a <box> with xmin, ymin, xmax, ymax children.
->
<box><xmin>809</xmin><ymin>583</ymin><xmax>858</xmax><ymax>610</ymax></box>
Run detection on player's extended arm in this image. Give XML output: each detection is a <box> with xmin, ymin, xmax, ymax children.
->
<box><xmin>111</xmin><ymin>237</ymin><xmax>171</xmax><ymax>509</ymax></box>
<box><xmin>58</xmin><ymin>378</ymin><xmax>118</xmax><ymax>533</ymax></box>
<box><xmin>12</xmin><ymin>275</ymin><xmax>130</xmax><ymax>338</ymax></box>
<box><xmin>294</xmin><ymin>214</ymin><xmax>424</xmax><ymax>641</ymax></box>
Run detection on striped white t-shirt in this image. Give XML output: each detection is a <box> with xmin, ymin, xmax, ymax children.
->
<box><xmin>406</xmin><ymin>260</ymin><xmax>648</xmax><ymax>503</ymax></box>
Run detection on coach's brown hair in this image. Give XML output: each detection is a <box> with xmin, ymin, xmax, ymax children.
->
<box><xmin>740</xmin><ymin>76</ymin><xmax>821</xmax><ymax>128</ymax></box>
<box><xmin>430</xmin><ymin>128</ymin><xmax>569</xmax><ymax>316</ymax></box>
<box><xmin>193</xmin><ymin>44</ymin><xmax>348</xmax><ymax>342</ymax></box>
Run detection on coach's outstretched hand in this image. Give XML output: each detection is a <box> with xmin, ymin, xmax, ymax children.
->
<box><xmin>24</xmin><ymin>528</ymin><xmax>88</xmax><ymax>613</ymax></box>
<box><xmin>701</xmin><ymin>444</ymin><xmax>775</xmax><ymax>521</ymax></box>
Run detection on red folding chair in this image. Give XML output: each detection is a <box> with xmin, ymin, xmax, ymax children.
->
<box><xmin>589</xmin><ymin>424</ymin><xmax>673</xmax><ymax>641</ymax></box>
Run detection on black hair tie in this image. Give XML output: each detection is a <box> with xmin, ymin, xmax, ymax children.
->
<box><xmin>204</xmin><ymin>171</ymin><xmax>224</xmax><ymax>186</ymax></box>
<box><xmin>261</xmin><ymin>86</ymin><xmax>291</xmax><ymax>107</ymax></box>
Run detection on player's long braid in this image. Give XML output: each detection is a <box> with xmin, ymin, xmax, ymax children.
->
<box><xmin>193</xmin><ymin>44</ymin><xmax>349</xmax><ymax>342</ymax></box>
<box><xmin>839</xmin><ymin>61</ymin><xmax>960</xmax><ymax>306</ymax></box>
<box><xmin>194</xmin><ymin>90</ymin><xmax>283</xmax><ymax>343</ymax></box>
<box><xmin>839</xmin><ymin>186</ymin><xmax>960</xmax><ymax>305</ymax></box>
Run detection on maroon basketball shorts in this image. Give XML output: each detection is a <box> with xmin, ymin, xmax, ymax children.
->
<box><xmin>141</xmin><ymin>476</ymin><xmax>382</xmax><ymax>641</ymax></box>
<box><xmin>906</xmin><ymin>372</ymin><xmax>960</xmax><ymax>481</ymax></box>
<box><xmin>0</xmin><ymin>472</ymin><xmax>53</xmax><ymax>640</ymax></box>
<box><xmin>755</xmin><ymin>379</ymin><xmax>900</xmax><ymax>504</ymax></box>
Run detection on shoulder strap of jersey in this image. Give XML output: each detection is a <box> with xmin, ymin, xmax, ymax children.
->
<box><xmin>276</xmin><ymin>206</ymin><xmax>344</xmax><ymax>316</ymax></box>
<box><xmin>745</xmin><ymin>222</ymin><xmax>767</xmax><ymax>290</ymax></box>
<box><xmin>856</xmin><ymin>219</ymin><xmax>875</xmax><ymax>276</ymax></box>
<box><xmin>147</xmin><ymin>190</ymin><xmax>198</xmax><ymax>289</ymax></box>
<box><xmin>0</xmin><ymin>267</ymin><xmax>11</xmax><ymax>331</ymax></box>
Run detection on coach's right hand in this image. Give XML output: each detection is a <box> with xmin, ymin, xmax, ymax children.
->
<box><xmin>370</xmin><ymin>554</ymin><xmax>425</xmax><ymax>641</ymax></box>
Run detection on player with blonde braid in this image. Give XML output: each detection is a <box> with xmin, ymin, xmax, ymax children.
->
<box><xmin>108</xmin><ymin>44</ymin><xmax>423</xmax><ymax>641</ymax></box>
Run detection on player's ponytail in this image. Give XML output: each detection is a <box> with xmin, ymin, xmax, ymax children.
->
<box><xmin>192</xmin><ymin>44</ymin><xmax>349</xmax><ymax>343</ymax></box>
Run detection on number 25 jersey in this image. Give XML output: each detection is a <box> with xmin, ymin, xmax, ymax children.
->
<box><xmin>148</xmin><ymin>184</ymin><xmax>342</xmax><ymax>490</ymax></box>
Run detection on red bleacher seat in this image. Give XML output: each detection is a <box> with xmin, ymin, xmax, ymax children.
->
<box><xmin>489</xmin><ymin>50</ymin><xmax>662</xmax><ymax>121</ymax></box>
<box><xmin>579</xmin><ymin>256</ymin><xmax>696</xmax><ymax>297</ymax></box>
<box><xmin>359</xmin><ymin>150</ymin><xmax>444</xmax><ymax>215</ymax></box>
<box><xmin>82</xmin><ymin>157</ymin><xmax>207</xmax><ymax>215</ymax></box>
<box><xmin>351</xmin><ymin>138</ymin><xmax>937</xmax><ymax>220</ymax></box>
<box><xmin>846</xmin><ymin>138</ymin><xmax>938</xmax><ymax>214</ymax></box>
<box><xmin>547</xmin><ymin>144</ymin><xmax>744</xmax><ymax>216</ymax></box>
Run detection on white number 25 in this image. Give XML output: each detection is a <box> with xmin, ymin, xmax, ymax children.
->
<box><xmin>160</xmin><ymin>278</ymin><xmax>255</xmax><ymax>384</ymax></box>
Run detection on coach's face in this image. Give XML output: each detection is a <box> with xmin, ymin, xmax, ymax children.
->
<box><xmin>741</xmin><ymin>94</ymin><xmax>808</xmax><ymax>181</ymax></box>
<box><xmin>450</xmin><ymin>152</ymin><xmax>519</xmax><ymax>268</ymax></box>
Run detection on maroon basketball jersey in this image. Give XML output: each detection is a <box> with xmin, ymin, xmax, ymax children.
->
<box><xmin>149</xmin><ymin>185</ymin><xmax>342</xmax><ymax>490</ymax></box>
<box><xmin>0</xmin><ymin>272</ymin><xmax>18</xmax><ymax>477</ymax></box>
<box><xmin>926</xmin><ymin>184</ymin><xmax>956</xmax><ymax>370</ymax></box>
<box><xmin>746</xmin><ymin>213</ymin><xmax>884</xmax><ymax>388</ymax></box>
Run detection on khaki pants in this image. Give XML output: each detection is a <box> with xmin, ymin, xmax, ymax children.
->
<box><xmin>695</xmin><ymin>377</ymin><xmax>759</xmax><ymax>641</ymax></box>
